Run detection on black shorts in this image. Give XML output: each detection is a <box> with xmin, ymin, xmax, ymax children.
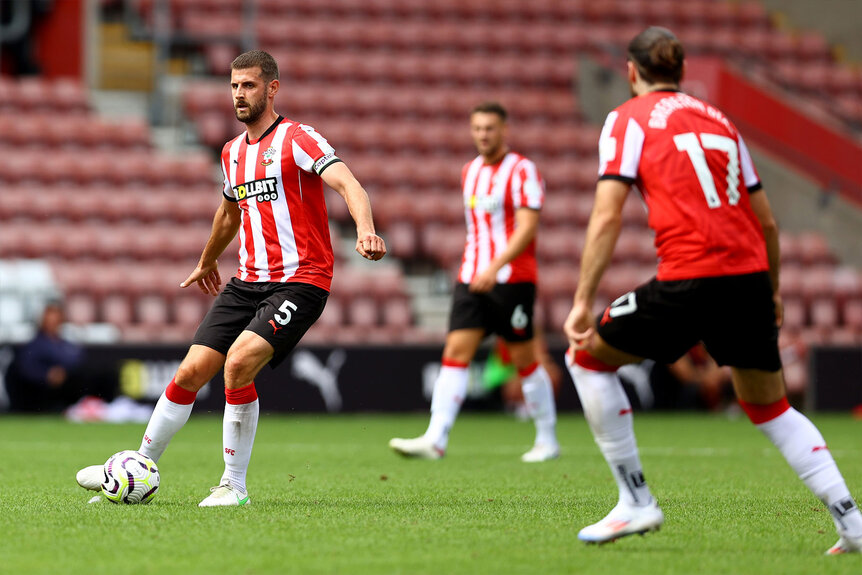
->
<box><xmin>193</xmin><ymin>278</ymin><xmax>328</xmax><ymax>367</ymax></box>
<box><xmin>596</xmin><ymin>271</ymin><xmax>781</xmax><ymax>371</ymax></box>
<box><xmin>448</xmin><ymin>282</ymin><xmax>535</xmax><ymax>342</ymax></box>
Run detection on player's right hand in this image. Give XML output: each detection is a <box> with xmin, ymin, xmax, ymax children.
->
<box><xmin>356</xmin><ymin>233</ymin><xmax>386</xmax><ymax>261</ymax></box>
<box><xmin>563</xmin><ymin>301</ymin><xmax>595</xmax><ymax>351</ymax></box>
<box><xmin>181</xmin><ymin>262</ymin><xmax>221</xmax><ymax>296</ymax></box>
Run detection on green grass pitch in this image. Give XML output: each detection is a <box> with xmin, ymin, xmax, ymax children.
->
<box><xmin>1</xmin><ymin>412</ymin><xmax>860</xmax><ymax>574</ymax></box>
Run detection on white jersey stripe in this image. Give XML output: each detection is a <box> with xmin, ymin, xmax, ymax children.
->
<box><xmin>226</xmin><ymin>137</ymin><xmax>249</xmax><ymax>281</ymax></box>
<box><xmin>490</xmin><ymin>154</ymin><xmax>519</xmax><ymax>283</ymax></box>
<box><xmin>598</xmin><ymin>111</ymin><xmax>619</xmax><ymax>176</ymax></box>
<box><xmin>737</xmin><ymin>134</ymin><xmax>760</xmax><ymax>189</ymax></box>
<box><xmin>242</xmin><ymin>141</ymin><xmax>271</xmax><ymax>282</ymax></box>
<box><xmin>619</xmin><ymin>117</ymin><xmax>645</xmax><ymax>179</ymax></box>
<box><xmin>460</xmin><ymin>157</ymin><xmax>483</xmax><ymax>282</ymax></box>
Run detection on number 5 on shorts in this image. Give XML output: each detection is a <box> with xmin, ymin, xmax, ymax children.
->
<box><xmin>273</xmin><ymin>300</ymin><xmax>298</xmax><ymax>326</ymax></box>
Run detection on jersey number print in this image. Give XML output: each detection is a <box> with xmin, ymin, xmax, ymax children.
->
<box><xmin>673</xmin><ymin>132</ymin><xmax>741</xmax><ymax>209</ymax></box>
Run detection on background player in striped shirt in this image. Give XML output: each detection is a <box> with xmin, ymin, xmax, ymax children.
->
<box><xmin>76</xmin><ymin>50</ymin><xmax>386</xmax><ymax>506</ymax></box>
<box><xmin>563</xmin><ymin>27</ymin><xmax>862</xmax><ymax>553</ymax></box>
<box><xmin>389</xmin><ymin>102</ymin><xmax>559</xmax><ymax>462</ymax></box>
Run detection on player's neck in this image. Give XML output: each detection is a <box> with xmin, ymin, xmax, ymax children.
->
<box><xmin>636</xmin><ymin>82</ymin><xmax>680</xmax><ymax>96</ymax></box>
<box><xmin>481</xmin><ymin>146</ymin><xmax>509</xmax><ymax>165</ymax></box>
<box><xmin>245</xmin><ymin>110</ymin><xmax>280</xmax><ymax>141</ymax></box>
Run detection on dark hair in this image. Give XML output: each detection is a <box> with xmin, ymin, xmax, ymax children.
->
<box><xmin>627</xmin><ymin>26</ymin><xmax>684</xmax><ymax>84</ymax></box>
<box><xmin>231</xmin><ymin>50</ymin><xmax>279</xmax><ymax>83</ymax></box>
<box><xmin>470</xmin><ymin>101</ymin><xmax>508</xmax><ymax>122</ymax></box>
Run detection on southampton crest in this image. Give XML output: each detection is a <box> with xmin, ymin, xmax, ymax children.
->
<box><xmin>260</xmin><ymin>146</ymin><xmax>277</xmax><ymax>166</ymax></box>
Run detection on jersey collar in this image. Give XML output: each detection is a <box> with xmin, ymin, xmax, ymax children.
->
<box><xmin>246</xmin><ymin>115</ymin><xmax>284</xmax><ymax>145</ymax></box>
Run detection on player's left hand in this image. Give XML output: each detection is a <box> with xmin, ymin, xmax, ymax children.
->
<box><xmin>356</xmin><ymin>233</ymin><xmax>386</xmax><ymax>261</ymax></box>
<box><xmin>468</xmin><ymin>268</ymin><xmax>497</xmax><ymax>293</ymax></box>
<box><xmin>181</xmin><ymin>262</ymin><xmax>221</xmax><ymax>296</ymax></box>
<box><xmin>772</xmin><ymin>292</ymin><xmax>784</xmax><ymax>328</ymax></box>
<box><xmin>564</xmin><ymin>301</ymin><xmax>595</xmax><ymax>351</ymax></box>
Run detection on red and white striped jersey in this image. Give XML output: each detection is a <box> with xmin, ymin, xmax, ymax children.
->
<box><xmin>221</xmin><ymin>116</ymin><xmax>340</xmax><ymax>290</ymax></box>
<box><xmin>458</xmin><ymin>152</ymin><xmax>544</xmax><ymax>284</ymax></box>
<box><xmin>598</xmin><ymin>90</ymin><xmax>768</xmax><ymax>281</ymax></box>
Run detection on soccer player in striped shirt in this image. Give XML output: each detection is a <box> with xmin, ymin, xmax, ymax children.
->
<box><xmin>563</xmin><ymin>27</ymin><xmax>862</xmax><ymax>553</ymax></box>
<box><xmin>76</xmin><ymin>50</ymin><xmax>386</xmax><ymax>506</ymax></box>
<box><xmin>389</xmin><ymin>102</ymin><xmax>559</xmax><ymax>462</ymax></box>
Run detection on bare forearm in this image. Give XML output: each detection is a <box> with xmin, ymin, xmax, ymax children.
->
<box><xmin>342</xmin><ymin>181</ymin><xmax>377</xmax><ymax>236</ymax></box>
<box><xmin>199</xmin><ymin>206</ymin><xmax>239</xmax><ymax>265</ymax></box>
<box><xmin>488</xmin><ymin>212</ymin><xmax>538</xmax><ymax>273</ymax></box>
<box><xmin>762</xmin><ymin>223</ymin><xmax>780</xmax><ymax>294</ymax></box>
<box><xmin>749</xmin><ymin>190</ymin><xmax>780</xmax><ymax>293</ymax></box>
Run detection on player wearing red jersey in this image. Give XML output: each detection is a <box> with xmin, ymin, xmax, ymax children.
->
<box><xmin>564</xmin><ymin>27</ymin><xmax>862</xmax><ymax>553</ymax></box>
<box><xmin>76</xmin><ymin>50</ymin><xmax>386</xmax><ymax>506</ymax></box>
<box><xmin>389</xmin><ymin>102</ymin><xmax>559</xmax><ymax>462</ymax></box>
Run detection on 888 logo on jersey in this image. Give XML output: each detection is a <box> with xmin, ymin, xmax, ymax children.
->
<box><xmin>234</xmin><ymin>177</ymin><xmax>279</xmax><ymax>203</ymax></box>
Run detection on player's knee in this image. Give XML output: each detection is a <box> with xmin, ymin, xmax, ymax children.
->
<box><xmin>223</xmin><ymin>352</ymin><xmax>250</xmax><ymax>383</ymax></box>
<box><xmin>174</xmin><ymin>363</ymin><xmax>209</xmax><ymax>391</ymax></box>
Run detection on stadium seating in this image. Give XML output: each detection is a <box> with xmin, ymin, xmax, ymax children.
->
<box><xmin>3</xmin><ymin>0</ymin><xmax>861</xmax><ymax>348</ymax></box>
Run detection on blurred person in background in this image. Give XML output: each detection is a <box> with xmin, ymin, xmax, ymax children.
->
<box><xmin>389</xmin><ymin>101</ymin><xmax>559</xmax><ymax>462</ymax></box>
<box><xmin>75</xmin><ymin>50</ymin><xmax>386</xmax><ymax>506</ymax></box>
<box><xmin>649</xmin><ymin>343</ymin><xmax>734</xmax><ymax>412</ymax></box>
<box><xmin>563</xmin><ymin>26</ymin><xmax>862</xmax><ymax>554</ymax></box>
<box><xmin>7</xmin><ymin>301</ymin><xmax>115</xmax><ymax>412</ymax></box>
<box><xmin>484</xmin><ymin>331</ymin><xmax>563</xmax><ymax>419</ymax></box>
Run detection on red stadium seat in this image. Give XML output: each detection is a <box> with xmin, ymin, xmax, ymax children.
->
<box><xmin>102</xmin><ymin>294</ymin><xmax>134</xmax><ymax>326</ymax></box>
<box><xmin>136</xmin><ymin>294</ymin><xmax>172</xmax><ymax>327</ymax></box>
<box><xmin>65</xmin><ymin>293</ymin><xmax>99</xmax><ymax>325</ymax></box>
<box><xmin>347</xmin><ymin>296</ymin><xmax>379</xmax><ymax>327</ymax></box>
<box><xmin>539</xmin><ymin>264</ymin><xmax>577</xmax><ymax>299</ymax></box>
<box><xmin>382</xmin><ymin>221</ymin><xmax>419</xmax><ymax>260</ymax></box>
<box><xmin>174</xmin><ymin>295</ymin><xmax>208</xmax><ymax>327</ymax></box>
<box><xmin>381</xmin><ymin>298</ymin><xmax>413</xmax><ymax>328</ymax></box>
<box><xmin>843</xmin><ymin>299</ymin><xmax>862</xmax><ymax>330</ymax></box>
<box><xmin>797</xmin><ymin>232</ymin><xmax>835</xmax><ymax>265</ymax></box>
<box><xmin>799</xmin><ymin>265</ymin><xmax>836</xmax><ymax>301</ymax></box>
<box><xmin>809</xmin><ymin>298</ymin><xmax>838</xmax><ymax>330</ymax></box>
<box><xmin>536</xmin><ymin>227</ymin><xmax>583</xmax><ymax>266</ymax></box>
<box><xmin>832</xmin><ymin>266</ymin><xmax>862</xmax><ymax>300</ymax></box>
<box><xmin>782</xmin><ymin>298</ymin><xmax>807</xmax><ymax>330</ymax></box>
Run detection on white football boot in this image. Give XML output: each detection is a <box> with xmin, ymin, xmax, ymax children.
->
<box><xmin>198</xmin><ymin>483</ymin><xmax>250</xmax><ymax>507</ymax></box>
<box><xmin>521</xmin><ymin>443</ymin><xmax>560</xmax><ymax>462</ymax></box>
<box><xmin>826</xmin><ymin>534</ymin><xmax>862</xmax><ymax>555</ymax></box>
<box><xmin>388</xmin><ymin>436</ymin><xmax>445</xmax><ymax>459</ymax></box>
<box><xmin>76</xmin><ymin>465</ymin><xmax>104</xmax><ymax>491</ymax></box>
<box><xmin>578</xmin><ymin>499</ymin><xmax>664</xmax><ymax>544</ymax></box>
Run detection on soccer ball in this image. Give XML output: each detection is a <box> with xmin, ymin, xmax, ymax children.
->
<box><xmin>101</xmin><ymin>450</ymin><xmax>160</xmax><ymax>504</ymax></box>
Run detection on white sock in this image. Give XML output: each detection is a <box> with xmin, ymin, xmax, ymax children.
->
<box><xmin>520</xmin><ymin>363</ymin><xmax>558</xmax><ymax>447</ymax></box>
<box><xmin>755</xmin><ymin>406</ymin><xmax>862</xmax><ymax>538</ymax></box>
<box><xmin>139</xmin><ymin>391</ymin><xmax>194</xmax><ymax>463</ymax></box>
<box><xmin>569</xmin><ymin>362</ymin><xmax>654</xmax><ymax>507</ymax></box>
<box><xmin>220</xmin><ymin>394</ymin><xmax>259</xmax><ymax>494</ymax></box>
<box><xmin>425</xmin><ymin>363</ymin><xmax>469</xmax><ymax>450</ymax></box>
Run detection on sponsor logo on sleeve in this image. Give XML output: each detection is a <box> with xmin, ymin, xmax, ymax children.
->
<box><xmin>313</xmin><ymin>153</ymin><xmax>337</xmax><ymax>174</ymax></box>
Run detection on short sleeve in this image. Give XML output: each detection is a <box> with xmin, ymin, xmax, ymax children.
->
<box><xmin>598</xmin><ymin>108</ymin><xmax>644</xmax><ymax>184</ymax></box>
<box><xmin>291</xmin><ymin>124</ymin><xmax>341</xmax><ymax>175</ymax></box>
<box><xmin>737</xmin><ymin>134</ymin><xmax>762</xmax><ymax>192</ymax></box>
<box><xmin>221</xmin><ymin>158</ymin><xmax>236</xmax><ymax>201</ymax></box>
<box><xmin>512</xmin><ymin>159</ymin><xmax>544</xmax><ymax>210</ymax></box>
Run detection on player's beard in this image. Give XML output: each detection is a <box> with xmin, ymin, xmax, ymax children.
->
<box><xmin>235</xmin><ymin>97</ymin><xmax>266</xmax><ymax>124</ymax></box>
